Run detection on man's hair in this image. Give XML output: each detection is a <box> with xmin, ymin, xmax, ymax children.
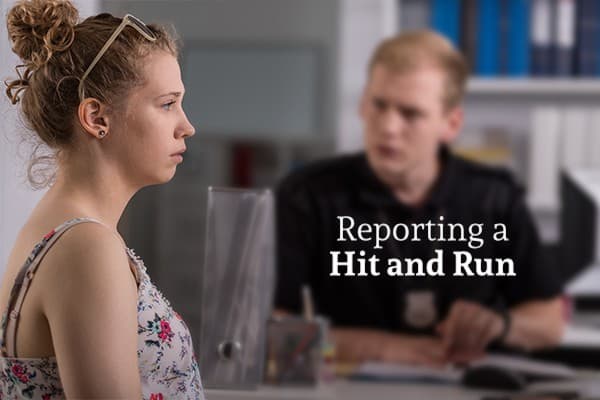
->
<box><xmin>368</xmin><ymin>30</ymin><xmax>469</xmax><ymax>110</ymax></box>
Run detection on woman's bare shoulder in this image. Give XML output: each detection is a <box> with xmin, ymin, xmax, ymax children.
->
<box><xmin>33</xmin><ymin>222</ymin><xmax>142</xmax><ymax>397</ymax></box>
<box><xmin>35</xmin><ymin>221</ymin><xmax>136</xmax><ymax>308</ymax></box>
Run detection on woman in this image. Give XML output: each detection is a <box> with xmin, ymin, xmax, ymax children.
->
<box><xmin>0</xmin><ymin>0</ymin><xmax>203</xmax><ymax>398</ymax></box>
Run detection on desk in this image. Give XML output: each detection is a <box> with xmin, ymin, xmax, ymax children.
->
<box><xmin>205</xmin><ymin>320</ymin><xmax>600</xmax><ymax>399</ymax></box>
<box><xmin>206</xmin><ymin>371</ymin><xmax>600</xmax><ymax>400</ymax></box>
<box><xmin>207</xmin><ymin>381</ymin><xmax>503</xmax><ymax>400</ymax></box>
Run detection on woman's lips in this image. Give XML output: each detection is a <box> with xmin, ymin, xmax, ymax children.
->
<box><xmin>171</xmin><ymin>150</ymin><xmax>185</xmax><ymax>163</ymax></box>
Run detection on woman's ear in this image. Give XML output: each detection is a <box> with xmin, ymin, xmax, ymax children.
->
<box><xmin>77</xmin><ymin>98</ymin><xmax>111</xmax><ymax>139</ymax></box>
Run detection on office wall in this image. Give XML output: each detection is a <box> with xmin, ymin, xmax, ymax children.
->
<box><xmin>0</xmin><ymin>0</ymin><xmax>98</xmax><ymax>274</ymax></box>
<box><xmin>102</xmin><ymin>0</ymin><xmax>339</xmax><ymax>142</ymax></box>
<box><xmin>0</xmin><ymin>0</ymin><xmax>44</xmax><ymax>273</ymax></box>
<box><xmin>336</xmin><ymin>0</ymin><xmax>398</xmax><ymax>152</ymax></box>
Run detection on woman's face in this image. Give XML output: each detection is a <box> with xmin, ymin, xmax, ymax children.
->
<box><xmin>109</xmin><ymin>51</ymin><xmax>195</xmax><ymax>187</ymax></box>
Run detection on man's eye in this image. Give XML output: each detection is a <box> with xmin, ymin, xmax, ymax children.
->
<box><xmin>401</xmin><ymin>108</ymin><xmax>420</xmax><ymax>120</ymax></box>
<box><xmin>162</xmin><ymin>101</ymin><xmax>176</xmax><ymax>111</ymax></box>
<box><xmin>404</xmin><ymin>110</ymin><xmax>418</xmax><ymax>120</ymax></box>
<box><xmin>373</xmin><ymin>99</ymin><xmax>387</xmax><ymax>111</ymax></box>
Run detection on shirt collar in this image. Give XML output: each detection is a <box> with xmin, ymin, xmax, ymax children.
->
<box><xmin>355</xmin><ymin>145</ymin><xmax>459</xmax><ymax>211</ymax></box>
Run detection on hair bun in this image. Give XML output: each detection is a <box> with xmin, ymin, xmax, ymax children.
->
<box><xmin>7</xmin><ymin>0</ymin><xmax>78</xmax><ymax>69</ymax></box>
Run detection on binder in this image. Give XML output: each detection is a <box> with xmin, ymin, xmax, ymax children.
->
<box><xmin>199</xmin><ymin>187</ymin><xmax>275</xmax><ymax>389</ymax></box>
<box><xmin>430</xmin><ymin>0</ymin><xmax>461</xmax><ymax>47</ymax></box>
<box><xmin>498</xmin><ymin>0</ymin><xmax>510</xmax><ymax>75</ymax></box>
<box><xmin>506</xmin><ymin>0</ymin><xmax>531</xmax><ymax>76</ymax></box>
<box><xmin>475</xmin><ymin>0</ymin><xmax>500</xmax><ymax>76</ymax></box>
<box><xmin>530</xmin><ymin>0</ymin><xmax>553</xmax><ymax>75</ymax></box>
<box><xmin>575</xmin><ymin>0</ymin><xmax>600</xmax><ymax>76</ymax></box>
<box><xmin>460</xmin><ymin>0</ymin><xmax>478</xmax><ymax>69</ymax></box>
<box><xmin>561</xmin><ymin>107</ymin><xmax>589</xmax><ymax>169</ymax></box>
<box><xmin>553</xmin><ymin>0</ymin><xmax>576</xmax><ymax>76</ymax></box>
<box><xmin>527</xmin><ymin>107</ymin><xmax>561</xmax><ymax>211</ymax></box>
<box><xmin>587</xmin><ymin>108</ymin><xmax>600</xmax><ymax>168</ymax></box>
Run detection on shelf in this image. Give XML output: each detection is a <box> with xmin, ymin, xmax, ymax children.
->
<box><xmin>467</xmin><ymin>78</ymin><xmax>600</xmax><ymax>96</ymax></box>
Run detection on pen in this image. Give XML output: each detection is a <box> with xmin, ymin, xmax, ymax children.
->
<box><xmin>302</xmin><ymin>284</ymin><xmax>315</xmax><ymax>321</ymax></box>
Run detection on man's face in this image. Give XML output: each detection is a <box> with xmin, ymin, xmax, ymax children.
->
<box><xmin>360</xmin><ymin>64</ymin><xmax>462</xmax><ymax>186</ymax></box>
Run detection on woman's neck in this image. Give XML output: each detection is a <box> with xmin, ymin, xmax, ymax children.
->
<box><xmin>40</xmin><ymin>166</ymin><xmax>137</xmax><ymax>230</ymax></box>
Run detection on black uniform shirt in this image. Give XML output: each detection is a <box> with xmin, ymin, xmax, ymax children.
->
<box><xmin>275</xmin><ymin>149</ymin><xmax>563</xmax><ymax>334</ymax></box>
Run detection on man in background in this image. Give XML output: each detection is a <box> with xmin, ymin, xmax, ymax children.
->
<box><xmin>275</xmin><ymin>30</ymin><xmax>564</xmax><ymax>366</ymax></box>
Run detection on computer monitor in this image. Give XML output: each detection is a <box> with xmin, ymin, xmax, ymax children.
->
<box><xmin>561</xmin><ymin>169</ymin><xmax>599</xmax><ymax>282</ymax></box>
<box><xmin>562</xmin><ymin>168</ymin><xmax>600</xmax><ymax>303</ymax></box>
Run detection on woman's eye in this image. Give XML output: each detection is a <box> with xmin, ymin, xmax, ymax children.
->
<box><xmin>162</xmin><ymin>101</ymin><xmax>176</xmax><ymax>111</ymax></box>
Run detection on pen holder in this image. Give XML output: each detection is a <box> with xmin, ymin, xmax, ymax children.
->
<box><xmin>264</xmin><ymin>316</ymin><xmax>326</xmax><ymax>386</ymax></box>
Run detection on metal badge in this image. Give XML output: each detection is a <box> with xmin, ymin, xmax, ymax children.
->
<box><xmin>404</xmin><ymin>290</ymin><xmax>438</xmax><ymax>329</ymax></box>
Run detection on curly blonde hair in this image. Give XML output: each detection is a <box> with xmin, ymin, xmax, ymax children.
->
<box><xmin>5</xmin><ymin>0</ymin><xmax>179</xmax><ymax>188</ymax></box>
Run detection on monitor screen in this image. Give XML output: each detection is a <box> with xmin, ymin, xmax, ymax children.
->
<box><xmin>560</xmin><ymin>169</ymin><xmax>599</xmax><ymax>283</ymax></box>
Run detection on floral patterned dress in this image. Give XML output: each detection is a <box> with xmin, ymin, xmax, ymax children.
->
<box><xmin>0</xmin><ymin>218</ymin><xmax>205</xmax><ymax>399</ymax></box>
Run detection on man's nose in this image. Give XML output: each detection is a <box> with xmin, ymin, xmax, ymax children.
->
<box><xmin>378</xmin><ymin>109</ymin><xmax>404</xmax><ymax>137</ymax></box>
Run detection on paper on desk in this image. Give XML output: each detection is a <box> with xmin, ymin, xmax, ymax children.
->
<box><xmin>471</xmin><ymin>354</ymin><xmax>576</xmax><ymax>379</ymax></box>
<box><xmin>352</xmin><ymin>363</ymin><xmax>462</xmax><ymax>383</ymax></box>
<box><xmin>562</xmin><ymin>324</ymin><xmax>600</xmax><ymax>347</ymax></box>
<box><xmin>566</xmin><ymin>265</ymin><xmax>600</xmax><ymax>296</ymax></box>
<box><xmin>353</xmin><ymin>353</ymin><xmax>576</xmax><ymax>383</ymax></box>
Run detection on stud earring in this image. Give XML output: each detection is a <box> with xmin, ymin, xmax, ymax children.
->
<box><xmin>98</xmin><ymin>130</ymin><xmax>107</xmax><ymax>139</ymax></box>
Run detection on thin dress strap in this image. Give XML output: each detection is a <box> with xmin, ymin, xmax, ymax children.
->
<box><xmin>0</xmin><ymin>217</ymin><xmax>135</xmax><ymax>358</ymax></box>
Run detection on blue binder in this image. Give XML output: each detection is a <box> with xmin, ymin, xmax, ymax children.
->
<box><xmin>430</xmin><ymin>0</ymin><xmax>461</xmax><ymax>47</ymax></box>
<box><xmin>475</xmin><ymin>0</ymin><xmax>501</xmax><ymax>76</ymax></box>
<box><xmin>507</xmin><ymin>0</ymin><xmax>531</xmax><ymax>76</ymax></box>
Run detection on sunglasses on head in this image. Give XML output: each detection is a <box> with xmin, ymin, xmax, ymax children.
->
<box><xmin>78</xmin><ymin>14</ymin><xmax>157</xmax><ymax>101</ymax></box>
